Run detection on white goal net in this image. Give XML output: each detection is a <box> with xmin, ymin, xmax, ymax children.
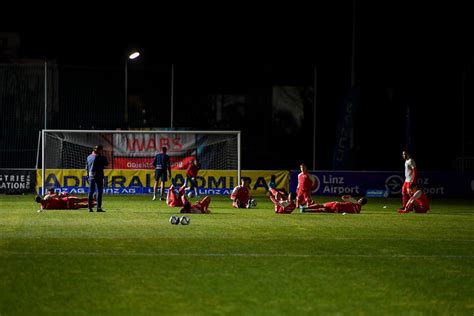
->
<box><xmin>40</xmin><ymin>129</ymin><xmax>240</xmax><ymax>194</ymax></box>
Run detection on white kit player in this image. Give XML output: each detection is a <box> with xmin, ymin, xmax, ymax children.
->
<box><xmin>400</xmin><ymin>150</ymin><xmax>417</xmax><ymax>211</ymax></box>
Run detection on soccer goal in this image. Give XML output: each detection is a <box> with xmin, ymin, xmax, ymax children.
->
<box><xmin>39</xmin><ymin>129</ymin><xmax>241</xmax><ymax>194</ymax></box>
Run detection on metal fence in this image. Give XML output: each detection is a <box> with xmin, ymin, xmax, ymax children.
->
<box><xmin>0</xmin><ymin>63</ymin><xmax>124</xmax><ymax>168</ymax></box>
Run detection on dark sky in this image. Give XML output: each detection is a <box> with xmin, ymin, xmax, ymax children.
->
<box><xmin>4</xmin><ymin>2</ymin><xmax>473</xmax><ymax>171</ymax></box>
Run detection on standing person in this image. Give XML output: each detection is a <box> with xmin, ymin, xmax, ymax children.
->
<box><xmin>152</xmin><ymin>146</ymin><xmax>172</xmax><ymax>201</ymax></box>
<box><xmin>230</xmin><ymin>177</ymin><xmax>255</xmax><ymax>208</ymax></box>
<box><xmin>182</xmin><ymin>159</ymin><xmax>200</xmax><ymax>197</ymax></box>
<box><xmin>296</xmin><ymin>163</ymin><xmax>315</xmax><ymax>207</ymax></box>
<box><xmin>300</xmin><ymin>196</ymin><xmax>367</xmax><ymax>214</ymax></box>
<box><xmin>400</xmin><ymin>149</ymin><xmax>417</xmax><ymax>211</ymax></box>
<box><xmin>86</xmin><ymin>145</ymin><xmax>108</xmax><ymax>212</ymax></box>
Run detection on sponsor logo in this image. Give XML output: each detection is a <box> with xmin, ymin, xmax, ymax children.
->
<box><xmin>37</xmin><ymin>170</ymin><xmax>289</xmax><ymax>195</ymax></box>
<box><xmin>0</xmin><ymin>173</ymin><xmax>32</xmax><ymax>191</ymax></box>
<box><xmin>366</xmin><ymin>189</ymin><xmax>388</xmax><ymax>198</ymax></box>
<box><xmin>310</xmin><ymin>174</ymin><xmax>320</xmax><ymax>193</ymax></box>
<box><xmin>113</xmin><ymin>134</ymin><xmax>196</xmax><ymax>157</ymax></box>
<box><xmin>385</xmin><ymin>175</ymin><xmax>404</xmax><ymax>195</ymax></box>
<box><xmin>318</xmin><ymin>174</ymin><xmax>360</xmax><ymax>195</ymax></box>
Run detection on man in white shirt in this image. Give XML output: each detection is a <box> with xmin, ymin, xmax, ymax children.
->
<box><xmin>400</xmin><ymin>150</ymin><xmax>417</xmax><ymax>211</ymax></box>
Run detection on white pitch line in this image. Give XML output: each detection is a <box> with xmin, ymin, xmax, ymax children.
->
<box><xmin>1</xmin><ymin>235</ymin><xmax>473</xmax><ymax>243</ymax></box>
<box><xmin>0</xmin><ymin>251</ymin><xmax>473</xmax><ymax>259</ymax></box>
<box><xmin>286</xmin><ymin>237</ymin><xmax>474</xmax><ymax>242</ymax></box>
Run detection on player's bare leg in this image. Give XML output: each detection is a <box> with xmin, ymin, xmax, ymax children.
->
<box><xmin>300</xmin><ymin>203</ymin><xmax>325</xmax><ymax>213</ymax></box>
<box><xmin>191</xmin><ymin>178</ymin><xmax>198</xmax><ymax>197</ymax></box>
<box><xmin>160</xmin><ymin>182</ymin><xmax>165</xmax><ymax>200</ymax></box>
<box><xmin>200</xmin><ymin>196</ymin><xmax>211</xmax><ymax>209</ymax></box>
<box><xmin>153</xmin><ymin>181</ymin><xmax>159</xmax><ymax>200</ymax></box>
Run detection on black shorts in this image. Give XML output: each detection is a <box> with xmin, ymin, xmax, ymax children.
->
<box><xmin>155</xmin><ymin>169</ymin><xmax>168</xmax><ymax>182</ymax></box>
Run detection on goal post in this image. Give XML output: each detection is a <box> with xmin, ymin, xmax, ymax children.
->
<box><xmin>40</xmin><ymin>129</ymin><xmax>241</xmax><ymax>195</ymax></box>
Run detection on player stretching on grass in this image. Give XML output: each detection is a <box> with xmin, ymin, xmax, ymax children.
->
<box><xmin>36</xmin><ymin>188</ymin><xmax>96</xmax><ymax>210</ymax></box>
<box><xmin>231</xmin><ymin>177</ymin><xmax>256</xmax><ymax>208</ymax></box>
<box><xmin>166</xmin><ymin>184</ymin><xmax>186</xmax><ymax>207</ymax></box>
<box><xmin>300</xmin><ymin>195</ymin><xmax>367</xmax><ymax>214</ymax></box>
<box><xmin>398</xmin><ymin>183</ymin><xmax>429</xmax><ymax>213</ymax></box>
<box><xmin>179</xmin><ymin>194</ymin><xmax>212</xmax><ymax>214</ymax></box>
<box><xmin>268</xmin><ymin>187</ymin><xmax>297</xmax><ymax>214</ymax></box>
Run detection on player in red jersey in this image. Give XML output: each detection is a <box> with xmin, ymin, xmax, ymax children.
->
<box><xmin>269</xmin><ymin>187</ymin><xmax>297</xmax><ymax>214</ymax></box>
<box><xmin>399</xmin><ymin>184</ymin><xmax>430</xmax><ymax>213</ymax></box>
<box><xmin>300</xmin><ymin>195</ymin><xmax>367</xmax><ymax>214</ymax></box>
<box><xmin>179</xmin><ymin>194</ymin><xmax>212</xmax><ymax>214</ymax></box>
<box><xmin>166</xmin><ymin>184</ymin><xmax>186</xmax><ymax>207</ymax></box>
<box><xmin>230</xmin><ymin>177</ymin><xmax>255</xmax><ymax>208</ymax></box>
<box><xmin>36</xmin><ymin>188</ymin><xmax>95</xmax><ymax>210</ymax></box>
<box><xmin>296</xmin><ymin>163</ymin><xmax>315</xmax><ymax>207</ymax></box>
<box><xmin>400</xmin><ymin>150</ymin><xmax>417</xmax><ymax>211</ymax></box>
<box><xmin>182</xmin><ymin>159</ymin><xmax>200</xmax><ymax>197</ymax></box>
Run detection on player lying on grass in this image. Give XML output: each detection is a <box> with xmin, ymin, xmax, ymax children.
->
<box><xmin>35</xmin><ymin>188</ymin><xmax>96</xmax><ymax>210</ymax></box>
<box><xmin>398</xmin><ymin>184</ymin><xmax>430</xmax><ymax>213</ymax></box>
<box><xmin>300</xmin><ymin>195</ymin><xmax>367</xmax><ymax>214</ymax></box>
<box><xmin>179</xmin><ymin>195</ymin><xmax>212</xmax><ymax>214</ymax></box>
<box><xmin>269</xmin><ymin>187</ymin><xmax>297</xmax><ymax>214</ymax></box>
<box><xmin>231</xmin><ymin>177</ymin><xmax>256</xmax><ymax>208</ymax></box>
<box><xmin>166</xmin><ymin>184</ymin><xmax>185</xmax><ymax>207</ymax></box>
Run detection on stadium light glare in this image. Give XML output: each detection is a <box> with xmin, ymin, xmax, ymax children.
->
<box><xmin>129</xmin><ymin>52</ymin><xmax>140</xmax><ymax>60</ymax></box>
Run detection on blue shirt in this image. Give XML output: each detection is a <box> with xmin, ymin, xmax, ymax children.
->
<box><xmin>86</xmin><ymin>153</ymin><xmax>109</xmax><ymax>179</ymax></box>
<box><xmin>153</xmin><ymin>153</ymin><xmax>170</xmax><ymax>170</ymax></box>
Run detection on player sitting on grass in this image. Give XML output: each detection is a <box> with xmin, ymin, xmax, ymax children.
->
<box><xmin>398</xmin><ymin>184</ymin><xmax>430</xmax><ymax>214</ymax></box>
<box><xmin>179</xmin><ymin>195</ymin><xmax>212</xmax><ymax>214</ymax></box>
<box><xmin>35</xmin><ymin>188</ymin><xmax>96</xmax><ymax>210</ymax></box>
<box><xmin>269</xmin><ymin>186</ymin><xmax>297</xmax><ymax>214</ymax></box>
<box><xmin>166</xmin><ymin>184</ymin><xmax>185</xmax><ymax>207</ymax></box>
<box><xmin>300</xmin><ymin>195</ymin><xmax>367</xmax><ymax>214</ymax></box>
<box><xmin>231</xmin><ymin>177</ymin><xmax>256</xmax><ymax>208</ymax></box>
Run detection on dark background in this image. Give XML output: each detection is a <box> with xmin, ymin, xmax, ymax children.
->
<box><xmin>1</xmin><ymin>2</ymin><xmax>473</xmax><ymax>171</ymax></box>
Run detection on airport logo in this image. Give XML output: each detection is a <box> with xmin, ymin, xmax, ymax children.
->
<box><xmin>385</xmin><ymin>175</ymin><xmax>404</xmax><ymax>195</ymax></box>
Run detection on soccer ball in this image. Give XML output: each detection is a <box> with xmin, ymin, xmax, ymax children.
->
<box><xmin>169</xmin><ymin>215</ymin><xmax>180</xmax><ymax>225</ymax></box>
<box><xmin>180</xmin><ymin>216</ymin><xmax>190</xmax><ymax>225</ymax></box>
<box><xmin>187</xmin><ymin>191</ymin><xmax>195</xmax><ymax>198</ymax></box>
<box><xmin>250</xmin><ymin>199</ymin><xmax>257</xmax><ymax>207</ymax></box>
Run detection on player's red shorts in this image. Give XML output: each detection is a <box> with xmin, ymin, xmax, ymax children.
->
<box><xmin>297</xmin><ymin>189</ymin><xmax>312</xmax><ymax>206</ymax></box>
<box><xmin>402</xmin><ymin>182</ymin><xmax>411</xmax><ymax>196</ymax></box>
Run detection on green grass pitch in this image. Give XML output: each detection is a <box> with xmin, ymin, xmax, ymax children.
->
<box><xmin>0</xmin><ymin>194</ymin><xmax>473</xmax><ymax>315</ymax></box>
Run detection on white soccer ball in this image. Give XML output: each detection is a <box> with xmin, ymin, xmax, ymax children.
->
<box><xmin>250</xmin><ymin>199</ymin><xmax>257</xmax><ymax>207</ymax></box>
<box><xmin>187</xmin><ymin>191</ymin><xmax>195</xmax><ymax>198</ymax></box>
<box><xmin>180</xmin><ymin>216</ymin><xmax>190</xmax><ymax>225</ymax></box>
<box><xmin>169</xmin><ymin>215</ymin><xmax>180</xmax><ymax>225</ymax></box>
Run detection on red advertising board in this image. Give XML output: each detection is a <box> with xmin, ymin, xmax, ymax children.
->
<box><xmin>113</xmin><ymin>156</ymin><xmax>195</xmax><ymax>170</ymax></box>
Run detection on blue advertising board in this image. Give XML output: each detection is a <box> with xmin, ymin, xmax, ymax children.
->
<box><xmin>290</xmin><ymin>171</ymin><xmax>474</xmax><ymax>198</ymax></box>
